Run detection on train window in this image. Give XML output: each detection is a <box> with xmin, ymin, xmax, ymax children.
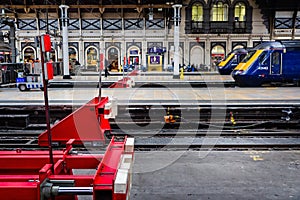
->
<box><xmin>239</xmin><ymin>54</ymin><xmax>246</xmax><ymax>62</ymax></box>
<box><xmin>223</xmin><ymin>53</ymin><xmax>231</xmax><ymax>60</ymax></box>
<box><xmin>232</xmin><ymin>55</ymin><xmax>238</xmax><ymax>63</ymax></box>
<box><xmin>259</xmin><ymin>51</ymin><xmax>268</xmax><ymax>65</ymax></box>
<box><xmin>272</xmin><ymin>52</ymin><xmax>280</xmax><ymax>65</ymax></box>
<box><xmin>241</xmin><ymin>50</ymin><xmax>255</xmax><ymax>63</ymax></box>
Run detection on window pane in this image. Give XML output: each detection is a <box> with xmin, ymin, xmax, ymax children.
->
<box><xmin>211</xmin><ymin>2</ymin><xmax>228</xmax><ymax>21</ymax></box>
<box><xmin>234</xmin><ymin>3</ymin><xmax>246</xmax><ymax>22</ymax></box>
<box><xmin>192</xmin><ymin>3</ymin><xmax>203</xmax><ymax>21</ymax></box>
<box><xmin>272</xmin><ymin>52</ymin><xmax>280</xmax><ymax>65</ymax></box>
<box><xmin>259</xmin><ymin>51</ymin><xmax>268</xmax><ymax>64</ymax></box>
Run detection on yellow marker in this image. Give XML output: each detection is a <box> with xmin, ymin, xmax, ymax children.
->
<box><xmin>230</xmin><ymin>112</ymin><xmax>236</xmax><ymax>125</ymax></box>
<box><xmin>180</xmin><ymin>68</ymin><xmax>184</xmax><ymax>80</ymax></box>
<box><xmin>250</xmin><ymin>155</ymin><xmax>264</xmax><ymax>161</ymax></box>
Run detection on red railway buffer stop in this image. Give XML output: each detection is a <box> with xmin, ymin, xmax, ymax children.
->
<box><xmin>0</xmin><ymin>96</ymin><xmax>135</xmax><ymax>200</ymax></box>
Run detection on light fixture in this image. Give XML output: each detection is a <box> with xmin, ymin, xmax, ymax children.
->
<box><xmin>149</xmin><ymin>8</ymin><xmax>153</xmax><ymax>20</ymax></box>
<box><xmin>166</xmin><ymin>1</ymin><xmax>174</xmax><ymax>5</ymax></box>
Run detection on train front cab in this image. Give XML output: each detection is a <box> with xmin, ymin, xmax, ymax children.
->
<box><xmin>217</xmin><ymin>48</ymin><xmax>248</xmax><ymax>75</ymax></box>
<box><xmin>232</xmin><ymin>42</ymin><xmax>292</xmax><ymax>87</ymax></box>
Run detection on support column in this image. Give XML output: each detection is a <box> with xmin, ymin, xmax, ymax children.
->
<box><xmin>172</xmin><ymin>4</ymin><xmax>182</xmax><ymax>79</ymax></box>
<box><xmin>59</xmin><ymin>5</ymin><xmax>71</xmax><ymax>79</ymax></box>
<box><xmin>142</xmin><ymin>17</ymin><xmax>147</xmax><ymax>69</ymax></box>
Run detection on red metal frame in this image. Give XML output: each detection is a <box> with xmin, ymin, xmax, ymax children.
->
<box><xmin>0</xmin><ymin>138</ymin><xmax>134</xmax><ymax>200</ymax></box>
<box><xmin>109</xmin><ymin>69</ymin><xmax>138</xmax><ymax>88</ymax></box>
<box><xmin>0</xmin><ymin>96</ymin><xmax>134</xmax><ymax>200</ymax></box>
<box><xmin>109</xmin><ymin>77</ymin><xmax>132</xmax><ymax>88</ymax></box>
<box><xmin>38</xmin><ymin>97</ymin><xmax>110</xmax><ymax>146</ymax></box>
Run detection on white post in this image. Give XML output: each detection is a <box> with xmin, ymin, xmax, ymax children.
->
<box><xmin>172</xmin><ymin>4</ymin><xmax>182</xmax><ymax>79</ymax></box>
<box><xmin>59</xmin><ymin>5</ymin><xmax>71</xmax><ymax>79</ymax></box>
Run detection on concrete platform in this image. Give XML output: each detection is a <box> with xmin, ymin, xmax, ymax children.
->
<box><xmin>131</xmin><ymin>150</ymin><xmax>300</xmax><ymax>200</ymax></box>
<box><xmin>79</xmin><ymin>71</ymin><xmax>219</xmax><ymax>76</ymax></box>
<box><xmin>76</xmin><ymin>150</ymin><xmax>300</xmax><ymax>200</ymax></box>
<box><xmin>48</xmin><ymin>74</ymin><xmax>235</xmax><ymax>88</ymax></box>
<box><xmin>1</xmin><ymin>87</ymin><xmax>300</xmax><ymax>106</ymax></box>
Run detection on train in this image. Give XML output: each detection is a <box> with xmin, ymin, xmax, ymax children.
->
<box><xmin>232</xmin><ymin>40</ymin><xmax>300</xmax><ymax>87</ymax></box>
<box><xmin>217</xmin><ymin>48</ymin><xmax>248</xmax><ymax>75</ymax></box>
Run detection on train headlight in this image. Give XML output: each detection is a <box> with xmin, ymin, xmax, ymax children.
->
<box><xmin>234</xmin><ymin>70</ymin><xmax>244</xmax><ymax>75</ymax></box>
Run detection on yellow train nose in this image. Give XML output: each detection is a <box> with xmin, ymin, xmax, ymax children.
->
<box><xmin>218</xmin><ymin>61</ymin><xmax>226</xmax><ymax>67</ymax></box>
<box><xmin>234</xmin><ymin>62</ymin><xmax>246</xmax><ymax>71</ymax></box>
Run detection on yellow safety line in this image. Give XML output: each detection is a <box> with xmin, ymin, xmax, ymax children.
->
<box><xmin>243</xmin><ymin>150</ymin><xmax>269</xmax><ymax>161</ymax></box>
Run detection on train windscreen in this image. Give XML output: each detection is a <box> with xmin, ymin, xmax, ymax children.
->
<box><xmin>240</xmin><ymin>50</ymin><xmax>256</xmax><ymax>63</ymax></box>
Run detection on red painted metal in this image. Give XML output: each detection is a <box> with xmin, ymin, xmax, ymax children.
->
<box><xmin>109</xmin><ymin>69</ymin><xmax>138</xmax><ymax>88</ymax></box>
<box><xmin>93</xmin><ymin>139</ymin><xmax>125</xmax><ymax>199</ymax></box>
<box><xmin>38</xmin><ymin>97</ymin><xmax>110</xmax><ymax>146</ymax></box>
<box><xmin>109</xmin><ymin>77</ymin><xmax>132</xmax><ymax>88</ymax></box>
<box><xmin>0</xmin><ymin>97</ymin><xmax>134</xmax><ymax>199</ymax></box>
<box><xmin>41</xmin><ymin>34</ymin><xmax>51</xmax><ymax>52</ymax></box>
<box><xmin>129</xmin><ymin>69</ymin><xmax>139</xmax><ymax>76</ymax></box>
<box><xmin>0</xmin><ymin>137</ymin><xmax>133</xmax><ymax>200</ymax></box>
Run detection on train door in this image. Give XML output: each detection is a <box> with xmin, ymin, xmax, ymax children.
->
<box><xmin>270</xmin><ymin>51</ymin><xmax>282</xmax><ymax>75</ymax></box>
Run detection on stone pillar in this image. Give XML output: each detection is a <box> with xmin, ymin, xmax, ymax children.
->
<box><xmin>172</xmin><ymin>4</ymin><xmax>182</xmax><ymax>79</ymax></box>
<box><xmin>59</xmin><ymin>5</ymin><xmax>71</xmax><ymax>79</ymax></box>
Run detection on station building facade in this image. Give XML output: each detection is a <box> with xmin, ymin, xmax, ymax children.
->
<box><xmin>1</xmin><ymin>0</ymin><xmax>299</xmax><ymax>71</ymax></box>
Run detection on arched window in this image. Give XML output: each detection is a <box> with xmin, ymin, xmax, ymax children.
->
<box><xmin>191</xmin><ymin>2</ymin><xmax>204</xmax><ymax>29</ymax></box>
<box><xmin>190</xmin><ymin>46</ymin><xmax>205</xmax><ymax>70</ymax></box>
<box><xmin>86</xmin><ymin>47</ymin><xmax>98</xmax><ymax>67</ymax></box>
<box><xmin>69</xmin><ymin>47</ymin><xmax>78</xmax><ymax>61</ymax></box>
<box><xmin>23</xmin><ymin>46</ymin><xmax>36</xmax><ymax>62</ymax></box>
<box><xmin>192</xmin><ymin>3</ymin><xmax>203</xmax><ymax>22</ymax></box>
<box><xmin>128</xmin><ymin>46</ymin><xmax>140</xmax><ymax>67</ymax></box>
<box><xmin>211</xmin><ymin>45</ymin><xmax>225</xmax><ymax>66</ymax></box>
<box><xmin>107</xmin><ymin>47</ymin><xmax>119</xmax><ymax>71</ymax></box>
<box><xmin>211</xmin><ymin>1</ymin><xmax>228</xmax><ymax>21</ymax></box>
<box><xmin>234</xmin><ymin>2</ymin><xmax>246</xmax><ymax>22</ymax></box>
<box><xmin>234</xmin><ymin>2</ymin><xmax>246</xmax><ymax>29</ymax></box>
<box><xmin>233</xmin><ymin>45</ymin><xmax>244</xmax><ymax>50</ymax></box>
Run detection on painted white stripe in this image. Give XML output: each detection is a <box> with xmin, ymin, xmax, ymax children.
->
<box><xmin>125</xmin><ymin>138</ymin><xmax>134</xmax><ymax>153</ymax></box>
<box><xmin>114</xmin><ymin>168</ymin><xmax>129</xmax><ymax>194</ymax></box>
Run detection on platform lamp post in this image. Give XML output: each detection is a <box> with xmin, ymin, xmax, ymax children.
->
<box><xmin>59</xmin><ymin>5</ymin><xmax>71</xmax><ymax>79</ymax></box>
<box><xmin>172</xmin><ymin>4</ymin><xmax>182</xmax><ymax>79</ymax></box>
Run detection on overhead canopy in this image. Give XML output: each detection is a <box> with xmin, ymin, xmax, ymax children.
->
<box><xmin>0</xmin><ymin>0</ymin><xmax>299</xmax><ymax>13</ymax></box>
<box><xmin>1</xmin><ymin>0</ymin><xmax>300</xmax><ymax>35</ymax></box>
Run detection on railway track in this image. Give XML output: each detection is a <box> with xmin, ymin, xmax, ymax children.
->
<box><xmin>0</xmin><ymin>103</ymin><xmax>299</xmax><ymax>150</ymax></box>
<box><xmin>0</xmin><ymin>104</ymin><xmax>298</xmax><ymax>130</ymax></box>
<box><xmin>0</xmin><ymin>129</ymin><xmax>300</xmax><ymax>151</ymax></box>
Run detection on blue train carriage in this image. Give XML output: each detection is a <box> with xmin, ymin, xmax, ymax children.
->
<box><xmin>232</xmin><ymin>40</ymin><xmax>300</xmax><ymax>87</ymax></box>
<box><xmin>217</xmin><ymin>48</ymin><xmax>248</xmax><ymax>75</ymax></box>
